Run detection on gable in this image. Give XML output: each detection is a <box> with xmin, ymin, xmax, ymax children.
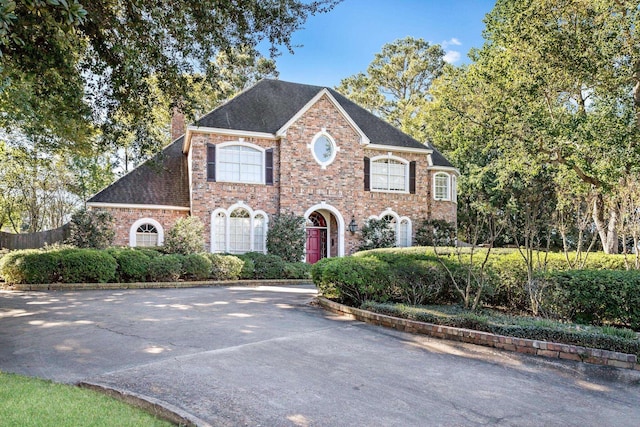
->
<box><xmin>190</xmin><ymin>79</ymin><xmax>453</xmax><ymax>167</ymax></box>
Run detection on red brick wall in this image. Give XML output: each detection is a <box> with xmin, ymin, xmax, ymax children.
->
<box><xmin>91</xmin><ymin>207</ymin><xmax>188</xmax><ymax>247</ymax></box>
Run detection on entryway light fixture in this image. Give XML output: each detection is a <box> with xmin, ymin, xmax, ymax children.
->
<box><xmin>348</xmin><ymin>217</ymin><xmax>358</xmax><ymax>234</ymax></box>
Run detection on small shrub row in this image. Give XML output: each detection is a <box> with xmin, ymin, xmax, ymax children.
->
<box><xmin>0</xmin><ymin>248</ymin><xmax>310</xmax><ymax>284</ymax></box>
<box><xmin>362</xmin><ymin>302</ymin><xmax>640</xmax><ymax>357</ymax></box>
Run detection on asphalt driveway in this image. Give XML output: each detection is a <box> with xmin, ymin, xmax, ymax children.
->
<box><xmin>1</xmin><ymin>284</ymin><xmax>639</xmax><ymax>426</ymax></box>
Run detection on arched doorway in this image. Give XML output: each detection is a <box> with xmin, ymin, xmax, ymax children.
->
<box><xmin>306</xmin><ymin>212</ymin><xmax>327</xmax><ymax>264</ymax></box>
<box><xmin>304</xmin><ymin>203</ymin><xmax>345</xmax><ymax>263</ymax></box>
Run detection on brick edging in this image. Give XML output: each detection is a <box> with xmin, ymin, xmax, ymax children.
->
<box><xmin>317</xmin><ymin>297</ymin><xmax>640</xmax><ymax>371</ymax></box>
<box><xmin>1</xmin><ymin>279</ymin><xmax>311</xmax><ymax>291</ymax></box>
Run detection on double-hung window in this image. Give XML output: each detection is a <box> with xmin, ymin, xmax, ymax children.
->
<box><xmin>207</xmin><ymin>142</ymin><xmax>273</xmax><ymax>185</ymax></box>
<box><xmin>434</xmin><ymin>173</ymin><xmax>451</xmax><ymax>201</ymax></box>
<box><xmin>372</xmin><ymin>159</ymin><xmax>407</xmax><ymax>192</ymax></box>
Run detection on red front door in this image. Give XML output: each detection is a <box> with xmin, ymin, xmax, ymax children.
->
<box><xmin>306</xmin><ymin>228</ymin><xmax>326</xmax><ymax>264</ymax></box>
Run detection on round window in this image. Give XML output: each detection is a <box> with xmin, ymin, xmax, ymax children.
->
<box><xmin>311</xmin><ymin>133</ymin><xmax>337</xmax><ymax>167</ymax></box>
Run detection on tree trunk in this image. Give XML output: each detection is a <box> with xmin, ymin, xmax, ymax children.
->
<box><xmin>592</xmin><ymin>193</ymin><xmax>619</xmax><ymax>254</ymax></box>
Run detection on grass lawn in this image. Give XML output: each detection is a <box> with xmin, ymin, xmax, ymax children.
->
<box><xmin>0</xmin><ymin>372</ymin><xmax>173</xmax><ymax>427</ymax></box>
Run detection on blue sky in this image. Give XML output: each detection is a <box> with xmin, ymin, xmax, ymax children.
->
<box><xmin>267</xmin><ymin>0</ymin><xmax>496</xmax><ymax>87</ymax></box>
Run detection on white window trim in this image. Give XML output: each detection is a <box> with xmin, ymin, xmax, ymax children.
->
<box><xmin>370</xmin><ymin>154</ymin><xmax>410</xmax><ymax>194</ymax></box>
<box><xmin>433</xmin><ymin>172</ymin><xmax>451</xmax><ymax>201</ymax></box>
<box><xmin>210</xmin><ymin>201</ymin><xmax>269</xmax><ymax>253</ymax></box>
<box><xmin>216</xmin><ymin>140</ymin><xmax>266</xmax><ymax>185</ymax></box>
<box><xmin>129</xmin><ymin>218</ymin><xmax>164</xmax><ymax>247</ymax></box>
<box><xmin>307</xmin><ymin>129</ymin><xmax>339</xmax><ymax>169</ymax></box>
<box><xmin>452</xmin><ymin>175</ymin><xmax>458</xmax><ymax>204</ymax></box>
<box><xmin>369</xmin><ymin>208</ymin><xmax>412</xmax><ymax>247</ymax></box>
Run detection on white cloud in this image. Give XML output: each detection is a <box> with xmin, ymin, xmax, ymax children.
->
<box><xmin>443</xmin><ymin>50</ymin><xmax>461</xmax><ymax>63</ymax></box>
<box><xmin>442</xmin><ymin>38</ymin><xmax>462</xmax><ymax>48</ymax></box>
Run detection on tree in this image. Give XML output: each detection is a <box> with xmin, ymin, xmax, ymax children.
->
<box><xmin>425</xmin><ymin>0</ymin><xmax>640</xmax><ymax>253</ymax></box>
<box><xmin>267</xmin><ymin>213</ymin><xmax>306</xmax><ymax>262</ymax></box>
<box><xmin>163</xmin><ymin>216</ymin><xmax>206</xmax><ymax>255</ymax></box>
<box><xmin>66</xmin><ymin>208</ymin><xmax>115</xmax><ymax>249</ymax></box>
<box><xmin>337</xmin><ymin>36</ymin><xmax>445</xmax><ymax>142</ymax></box>
<box><xmin>0</xmin><ymin>0</ymin><xmax>339</xmax><ymax>152</ymax></box>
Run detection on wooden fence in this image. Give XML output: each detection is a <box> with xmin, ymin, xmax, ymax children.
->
<box><xmin>0</xmin><ymin>224</ymin><xmax>70</xmax><ymax>250</ymax></box>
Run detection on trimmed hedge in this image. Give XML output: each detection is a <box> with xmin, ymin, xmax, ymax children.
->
<box><xmin>148</xmin><ymin>254</ymin><xmax>183</xmax><ymax>282</ymax></box>
<box><xmin>208</xmin><ymin>254</ymin><xmax>244</xmax><ymax>280</ymax></box>
<box><xmin>182</xmin><ymin>253</ymin><xmax>212</xmax><ymax>281</ymax></box>
<box><xmin>59</xmin><ymin>249</ymin><xmax>117</xmax><ymax>283</ymax></box>
<box><xmin>541</xmin><ymin>270</ymin><xmax>640</xmax><ymax>329</ymax></box>
<box><xmin>107</xmin><ymin>248</ymin><xmax>150</xmax><ymax>283</ymax></box>
<box><xmin>238</xmin><ymin>252</ymin><xmax>310</xmax><ymax>280</ymax></box>
<box><xmin>0</xmin><ymin>249</ymin><xmax>61</xmax><ymax>284</ymax></box>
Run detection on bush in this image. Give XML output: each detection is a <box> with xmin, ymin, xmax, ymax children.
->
<box><xmin>239</xmin><ymin>257</ymin><xmax>255</xmax><ymax>279</ymax></box>
<box><xmin>313</xmin><ymin>256</ymin><xmax>391</xmax><ymax>306</ymax></box>
<box><xmin>389</xmin><ymin>258</ymin><xmax>449</xmax><ymax>305</ymax></box>
<box><xmin>541</xmin><ymin>270</ymin><xmax>640</xmax><ymax>329</ymax></box>
<box><xmin>267</xmin><ymin>214</ymin><xmax>306</xmax><ymax>262</ymax></box>
<box><xmin>107</xmin><ymin>248</ymin><xmax>151</xmax><ymax>283</ymax></box>
<box><xmin>358</xmin><ymin>218</ymin><xmax>396</xmax><ymax>251</ymax></box>
<box><xmin>0</xmin><ymin>249</ymin><xmax>61</xmax><ymax>284</ymax></box>
<box><xmin>182</xmin><ymin>253</ymin><xmax>212</xmax><ymax>280</ymax></box>
<box><xmin>238</xmin><ymin>252</ymin><xmax>287</xmax><ymax>279</ymax></box>
<box><xmin>148</xmin><ymin>254</ymin><xmax>183</xmax><ymax>282</ymax></box>
<box><xmin>207</xmin><ymin>254</ymin><xmax>244</xmax><ymax>280</ymax></box>
<box><xmin>66</xmin><ymin>209</ymin><xmax>115</xmax><ymax>249</ymax></box>
<box><xmin>283</xmin><ymin>262</ymin><xmax>311</xmax><ymax>279</ymax></box>
<box><xmin>59</xmin><ymin>249</ymin><xmax>117</xmax><ymax>283</ymax></box>
<box><xmin>163</xmin><ymin>216</ymin><xmax>205</xmax><ymax>255</ymax></box>
<box><xmin>415</xmin><ymin>219</ymin><xmax>456</xmax><ymax>246</ymax></box>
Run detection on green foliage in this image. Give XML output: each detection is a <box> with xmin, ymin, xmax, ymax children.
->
<box><xmin>415</xmin><ymin>219</ymin><xmax>456</xmax><ymax>246</ymax></box>
<box><xmin>239</xmin><ymin>257</ymin><xmax>256</xmax><ymax>279</ymax></box>
<box><xmin>107</xmin><ymin>248</ymin><xmax>151</xmax><ymax>283</ymax></box>
<box><xmin>363</xmin><ymin>302</ymin><xmax>640</xmax><ymax>357</ymax></box>
<box><xmin>238</xmin><ymin>252</ymin><xmax>287</xmax><ymax>280</ymax></box>
<box><xmin>312</xmin><ymin>256</ymin><xmax>391</xmax><ymax>306</ymax></box>
<box><xmin>541</xmin><ymin>270</ymin><xmax>640</xmax><ymax>329</ymax></box>
<box><xmin>358</xmin><ymin>218</ymin><xmax>396</xmax><ymax>251</ymax></box>
<box><xmin>181</xmin><ymin>253</ymin><xmax>212</xmax><ymax>281</ymax></box>
<box><xmin>283</xmin><ymin>262</ymin><xmax>311</xmax><ymax>279</ymax></box>
<box><xmin>266</xmin><ymin>213</ymin><xmax>306</xmax><ymax>262</ymax></box>
<box><xmin>66</xmin><ymin>209</ymin><xmax>115</xmax><ymax>249</ymax></box>
<box><xmin>0</xmin><ymin>249</ymin><xmax>60</xmax><ymax>284</ymax></box>
<box><xmin>207</xmin><ymin>254</ymin><xmax>244</xmax><ymax>281</ymax></box>
<box><xmin>59</xmin><ymin>249</ymin><xmax>117</xmax><ymax>284</ymax></box>
<box><xmin>163</xmin><ymin>216</ymin><xmax>205</xmax><ymax>255</ymax></box>
<box><xmin>147</xmin><ymin>254</ymin><xmax>183</xmax><ymax>282</ymax></box>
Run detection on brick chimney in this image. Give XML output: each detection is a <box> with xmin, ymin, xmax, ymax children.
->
<box><xmin>171</xmin><ymin>108</ymin><xmax>185</xmax><ymax>141</ymax></box>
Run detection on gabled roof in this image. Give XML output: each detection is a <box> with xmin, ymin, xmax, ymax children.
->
<box><xmin>195</xmin><ymin>79</ymin><xmax>453</xmax><ymax>167</ymax></box>
<box><xmin>87</xmin><ymin>136</ymin><xmax>190</xmax><ymax>207</ymax></box>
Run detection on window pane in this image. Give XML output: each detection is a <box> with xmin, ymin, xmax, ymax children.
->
<box><xmin>435</xmin><ymin>174</ymin><xmax>449</xmax><ymax>200</ymax></box>
<box><xmin>398</xmin><ymin>220</ymin><xmax>409</xmax><ymax>247</ymax></box>
<box><xmin>135</xmin><ymin>223</ymin><xmax>158</xmax><ymax>247</ymax></box>
<box><xmin>214</xmin><ymin>212</ymin><xmax>226</xmax><ymax>252</ymax></box>
<box><xmin>229</xmin><ymin>209</ymin><xmax>251</xmax><ymax>254</ymax></box>
<box><xmin>218</xmin><ymin>145</ymin><xmax>263</xmax><ymax>183</ymax></box>
<box><xmin>371</xmin><ymin>159</ymin><xmax>406</xmax><ymax>191</ymax></box>
<box><xmin>253</xmin><ymin>215</ymin><xmax>265</xmax><ymax>253</ymax></box>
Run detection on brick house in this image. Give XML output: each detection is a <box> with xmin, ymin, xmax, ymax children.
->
<box><xmin>87</xmin><ymin>79</ymin><xmax>457</xmax><ymax>263</ymax></box>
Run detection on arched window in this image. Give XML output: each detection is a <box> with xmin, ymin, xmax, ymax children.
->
<box><xmin>434</xmin><ymin>172</ymin><xmax>451</xmax><ymax>201</ymax></box>
<box><xmin>210</xmin><ymin>203</ymin><xmax>269</xmax><ymax>254</ymax></box>
<box><xmin>371</xmin><ymin>157</ymin><xmax>409</xmax><ymax>192</ymax></box>
<box><xmin>370</xmin><ymin>210</ymin><xmax>412</xmax><ymax>248</ymax></box>
<box><xmin>309</xmin><ymin>131</ymin><xmax>338</xmax><ymax>168</ymax></box>
<box><xmin>129</xmin><ymin>218</ymin><xmax>165</xmax><ymax>247</ymax></box>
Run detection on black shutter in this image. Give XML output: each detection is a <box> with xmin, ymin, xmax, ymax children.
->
<box><xmin>207</xmin><ymin>144</ymin><xmax>216</xmax><ymax>181</ymax></box>
<box><xmin>364</xmin><ymin>157</ymin><xmax>370</xmax><ymax>191</ymax></box>
<box><xmin>265</xmin><ymin>148</ymin><xmax>274</xmax><ymax>185</ymax></box>
<box><xmin>409</xmin><ymin>161</ymin><xmax>416</xmax><ymax>194</ymax></box>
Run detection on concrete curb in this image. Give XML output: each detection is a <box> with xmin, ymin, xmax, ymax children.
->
<box><xmin>317</xmin><ymin>297</ymin><xmax>640</xmax><ymax>371</ymax></box>
<box><xmin>78</xmin><ymin>382</ymin><xmax>212</xmax><ymax>427</ymax></box>
<box><xmin>1</xmin><ymin>279</ymin><xmax>311</xmax><ymax>291</ymax></box>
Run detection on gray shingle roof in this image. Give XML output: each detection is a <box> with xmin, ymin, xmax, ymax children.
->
<box><xmin>88</xmin><ymin>136</ymin><xmax>190</xmax><ymax>207</ymax></box>
<box><xmin>197</xmin><ymin>79</ymin><xmax>453</xmax><ymax>167</ymax></box>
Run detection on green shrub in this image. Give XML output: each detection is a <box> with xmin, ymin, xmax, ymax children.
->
<box><xmin>163</xmin><ymin>217</ymin><xmax>205</xmax><ymax>255</ymax></box>
<box><xmin>238</xmin><ymin>252</ymin><xmax>287</xmax><ymax>279</ymax></box>
<box><xmin>415</xmin><ymin>219</ymin><xmax>456</xmax><ymax>246</ymax></box>
<box><xmin>107</xmin><ymin>248</ymin><xmax>151</xmax><ymax>283</ymax></box>
<box><xmin>133</xmin><ymin>247</ymin><xmax>162</xmax><ymax>258</ymax></box>
<box><xmin>267</xmin><ymin>214</ymin><xmax>306</xmax><ymax>262</ymax></box>
<box><xmin>358</xmin><ymin>218</ymin><xmax>396</xmax><ymax>251</ymax></box>
<box><xmin>541</xmin><ymin>270</ymin><xmax>640</xmax><ymax>329</ymax></box>
<box><xmin>59</xmin><ymin>249</ymin><xmax>117</xmax><ymax>283</ymax></box>
<box><xmin>389</xmin><ymin>258</ymin><xmax>449</xmax><ymax>305</ymax></box>
<box><xmin>182</xmin><ymin>253</ymin><xmax>212</xmax><ymax>280</ymax></box>
<box><xmin>0</xmin><ymin>249</ymin><xmax>61</xmax><ymax>284</ymax></box>
<box><xmin>66</xmin><ymin>209</ymin><xmax>115</xmax><ymax>249</ymax></box>
<box><xmin>148</xmin><ymin>254</ymin><xmax>183</xmax><ymax>282</ymax></box>
<box><xmin>283</xmin><ymin>262</ymin><xmax>311</xmax><ymax>279</ymax></box>
<box><xmin>313</xmin><ymin>256</ymin><xmax>391</xmax><ymax>306</ymax></box>
<box><xmin>207</xmin><ymin>254</ymin><xmax>244</xmax><ymax>280</ymax></box>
